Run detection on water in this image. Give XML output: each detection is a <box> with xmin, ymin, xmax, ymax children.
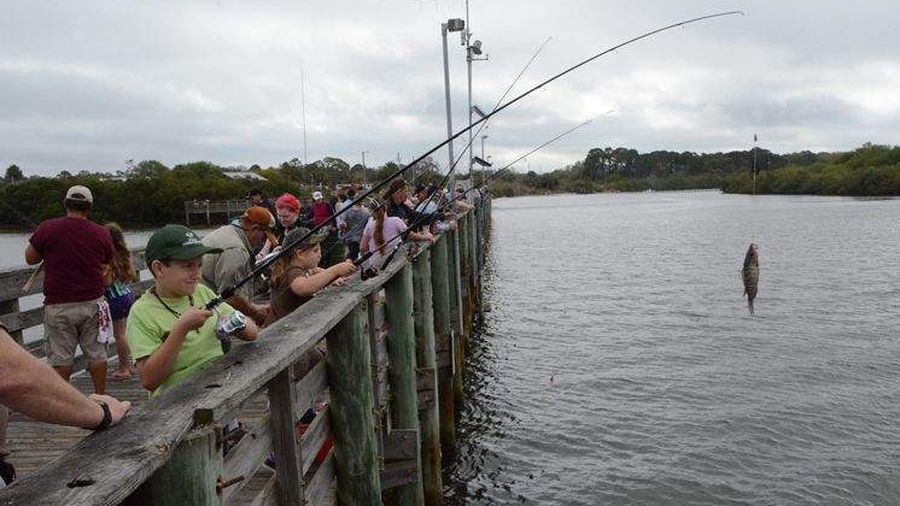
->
<box><xmin>448</xmin><ymin>191</ymin><xmax>900</xmax><ymax>505</ymax></box>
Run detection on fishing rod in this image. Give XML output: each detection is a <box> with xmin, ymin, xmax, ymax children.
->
<box><xmin>268</xmin><ymin>37</ymin><xmax>553</xmax><ymax>272</ymax></box>
<box><xmin>357</xmin><ymin>118</ymin><xmax>595</xmax><ymax>278</ymax></box>
<box><xmin>205</xmin><ymin>10</ymin><xmax>742</xmax><ymax>310</ymax></box>
<box><xmin>315</xmin><ymin>36</ymin><xmax>556</xmax><ymax>264</ymax></box>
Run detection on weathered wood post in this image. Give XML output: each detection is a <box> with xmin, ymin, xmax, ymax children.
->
<box><xmin>457</xmin><ymin>213</ymin><xmax>471</xmax><ymax>344</ymax></box>
<box><xmin>122</xmin><ymin>428</ymin><xmax>221</xmax><ymax>506</ymax></box>
<box><xmin>447</xmin><ymin>225</ymin><xmax>466</xmax><ymax>411</ymax></box>
<box><xmin>430</xmin><ymin>234</ymin><xmax>456</xmax><ymax>460</ymax></box>
<box><xmin>412</xmin><ymin>249</ymin><xmax>442</xmax><ymax>505</ymax></box>
<box><xmin>384</xmin><ymin>264</ymin><xmax>425</xmax><ymax>506</ymax></box>
<box><xmin>326</xmin><ymin>301</ymin><xmax>382</xmax><ymax>504</ymax></box>
<box><xmin>267</xmin><ymin>368</ymin><xmax>304</xmax><ymax>504</ymax></box>
<box><xmin>466</xmin><ymin>211</ymin><xmax>479</xmax><ymax>315</ymax></box>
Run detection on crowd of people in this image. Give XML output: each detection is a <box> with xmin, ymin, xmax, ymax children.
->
<box><xmin>0</xmin><ymin>177</ymin><xmax>476</xmax><ymax>487</ymax></box>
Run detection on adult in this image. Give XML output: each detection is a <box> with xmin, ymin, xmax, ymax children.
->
<box><xmin>384</xmin><ymin>178</ymin><xmax>414</xmax><ymax>222</ymax></box>
<box><xmin>307</xmin><ymin>191</ymin><xmax>343</xmax><ymax>268</ymax></box>
<box><xmin>340</xmin><ymin>189</ymin><xmax>370</xmax><ymax>260</ymax></box>
<box><xmin>246</xmin><ymin>188</ymin><xmax>277</xmax><ymax>219</ymax></box>
<box><xmin>24</xmin><ymin>185</ymin><xmax>113</xmax><ymax>395</ymax></box>
<box><xmin>200</xmin><ymin>207</ymin><xmax>274</xmax><ymax>325</ymax></box>
<box><xmin>0</xmin><ymin>328</ymin><xmax>131</xmax><ymax>486</ymax></box>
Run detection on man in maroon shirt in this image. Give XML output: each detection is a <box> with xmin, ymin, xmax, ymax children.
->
<box><xmin>25</xmin><ymin>185</ymin><xmax>114</xmax><ymax>394</ymax></box>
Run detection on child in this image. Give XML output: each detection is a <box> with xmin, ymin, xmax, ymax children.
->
<box><xmin>104</xmin><ymin>223</ymin><xmax>138</xmax><ymax>380</ymax></box>
<box><xmin>266</xmin><ymin>227</ymin><xmax>357</xmax><ymax>326</ymax></box>
<box><xmin>360</xmin><ymin>198</ymin><xmax>435</xmax><ymax>269</ymax></box>
<box><xmin>127</xmin><ymin>225</ymin><xmax>258</xmax><ymax>397</ymax></box>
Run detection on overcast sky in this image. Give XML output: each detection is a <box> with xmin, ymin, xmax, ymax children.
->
<box><xmin>2</xmin><ymin>0</ymin><xmax>899</xmax><ymax>176</ymax></box>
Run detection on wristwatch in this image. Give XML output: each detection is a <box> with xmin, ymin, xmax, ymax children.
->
<box><xmin>94</xmin><ymin>401</ymin><xmax>112</xmax><ymax>431</ymax></box>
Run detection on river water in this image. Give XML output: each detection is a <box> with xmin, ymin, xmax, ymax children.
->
<box><xmin>447</xmin><ymin>191</ymin><xmax>900</xmax><ymax>505</ymax></box>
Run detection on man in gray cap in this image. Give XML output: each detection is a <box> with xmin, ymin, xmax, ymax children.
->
<box><xmin>24</xmin><ymin>185</ymin><xmax>114</xmax><ymax>394</ymax></box>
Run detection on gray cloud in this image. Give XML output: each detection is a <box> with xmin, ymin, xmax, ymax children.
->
<box><xmin>1</xmin><ymin>0</ymin><xmax>898</xmax><ymax>175</ymax></box>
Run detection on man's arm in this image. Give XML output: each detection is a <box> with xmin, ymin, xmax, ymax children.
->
<box><xmin>24</xmin><ymin>244</ymin><xmax>42</xmax><ymax>265</ymax></box>
<box><xmin>0</xmin><ymin>331</ymin><xmax>130</xmax><ymax>429</ymax></box>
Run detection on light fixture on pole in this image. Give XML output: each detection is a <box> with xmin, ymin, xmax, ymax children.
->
<box><xmin>464</xmin><ymin>25</ymin><xmax>488</xmax><ymax>180</ymax></box>
<box><xmin>441</xmin><ymin>18</ymin><xmax>466</xmax><ymax>193</ymax></box>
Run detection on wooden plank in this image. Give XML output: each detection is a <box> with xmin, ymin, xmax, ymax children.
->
<box><xmin>0</xmin><ymin>248</ymin><xmax>412</xmax><ymax>505</ymax></box>
<box><xmin>266</xmin><ymin>369</ymin><xmax>304</xmax><ymax>505</ymax></box>
<box><xmin>380</xmin><ymin>459</ymin><xmax>419</xmax><ymax>491</ymax></box>
<box><xmin>0</xmin><ymin>247</ymin><xmax>146</xmax><ymax>302</ymax></box>
<box><xmin>382</xmin><ymin>263</ymin><xmax>425</xmax><ymax>505</ymax></box>
<box><xmin>325</xmin><ymin>302</ymin><xmax>381</xmax><ymax>504</ymax></box>
<box><xmin>299</xmin><ymin>406</ymin><xmax>331</xmax><ymax>476</ymax></box>
<box><xmin>0</xmin><ymin>305</ymin><xmax>42</xmax><ymax>334</ymax></box>
<box><xmin>247</xmin><ymin>473</ymin><xmax>278</xmax><ymax>506</ymax></box>
<box><xmin>221</xmin><ymin>415</ymin><xmax>272</xmax><ymax>503</ymax></box>
<box><xmin>411</xmin><ymin>250</ymin><xmax>442</xmax><ymax>505</ymax></box>
<box><xmin>416</xmin><ymin>368</ymin><xmax>436</xmax><ymax>412</ymax></box>
<box><xmin>383</xmin><ymin>429</ymin><xmax>418</xmax><ymax>462</ymax></box>
<box><xmin>303</xmin><ymin>452</ymin><xmax>335</xmax><ymax>506</ymax></box>
<box><xmin>121</xmin><ymin>428</ymin><xmax>220</xmax><ymax>506</ymax></box>
<box><xmin>294</xmin><ymin>361</ymin><xmax>327</xmax><ymax>419</ymax></box>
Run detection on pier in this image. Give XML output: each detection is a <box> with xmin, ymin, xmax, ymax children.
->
<box><xmin>0</xmin><ymin>197</ymin><xmax>491</xmax><ymax>505</ymax></box>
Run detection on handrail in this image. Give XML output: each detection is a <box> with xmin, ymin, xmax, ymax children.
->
<box><xmin>0</xmin><ymin>197</ymin><xmax>488</xmax><ymax>505</ymax></box>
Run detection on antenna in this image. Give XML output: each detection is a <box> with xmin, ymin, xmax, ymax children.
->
<box><xmin>301</xmin><ymin>68</ymin><xmax>308</xmax><ymax>164</ymax></box>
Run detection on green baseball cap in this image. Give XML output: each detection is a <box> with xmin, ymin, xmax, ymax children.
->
<box><xmin>145</xmin><ymin>224</ymin><xmax>223</xmax><ymax>264</ymax></box>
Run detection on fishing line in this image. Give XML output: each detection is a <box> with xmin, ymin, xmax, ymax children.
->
<box><xmin>205</xmin><ymin>10</ymin><xmax>743</xmax><ymax>310</ymax></box>
<box><xmin>313</xmin><ymin>35</ymin><xmax>554</xmax><ymax>264</ymax></box>
<box><xmin>359</xmin><ymin>118</ymin><xmax>595</xmax><ymax>276</ymax></box>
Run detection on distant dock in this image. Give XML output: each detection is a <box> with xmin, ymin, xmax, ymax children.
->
<box><xmin>185</xmin><ymin>199</ymin><xmax>249</xmax><ymax>226</ymax></box>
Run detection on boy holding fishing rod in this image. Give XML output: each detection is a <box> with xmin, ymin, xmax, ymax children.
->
<box><xmin>127</xmin><ymin>225</ymin><xmax>258</xmax><ymax>397</ymax></box>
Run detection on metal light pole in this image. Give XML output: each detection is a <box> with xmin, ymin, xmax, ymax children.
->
<box><xmin>464</xmin><ymin>1</ymin><xmax>488</xmax><ymax>180</ymax></box>
<box><xmin>442</xmin><ymin>18</ymin><xmax>465</xmax><ymax>192</ymax></box>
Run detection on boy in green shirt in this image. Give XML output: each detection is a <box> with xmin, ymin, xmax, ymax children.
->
<box><xmin>127</xmin><ymin>225</ymin><xmax>259</xmax><ymax>396</ymax></box>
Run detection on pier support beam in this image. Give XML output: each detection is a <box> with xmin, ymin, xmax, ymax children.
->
<box><xmin>326</xmin><ymin>301</ymin><xmax>382</xmax><ymax>505</ymax></box>
<box><xmin>412</xmin><ymin>250</ymin><xmax>442</xmax><ymax>505</ymax></box>
<box><xmin>430</xmin><ymin>235</ymin><xmax>456</xmax><ymax>461</ymax></box>
<box><xmin>384</xmin><ymin>264</ymin><xmax>425</xmax><ymax>506</ymax></box>
<box><xmin>122</xmin><ymin>428</ymin><xmax>220</xmax><ymax>506</ymax></box>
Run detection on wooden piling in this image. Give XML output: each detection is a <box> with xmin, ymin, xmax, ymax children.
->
<box><xmin>430</xmin><ymin>235</ymin><xmax>456</xmax><ymax>461</ymax></box>
<box><xmin>326</xmin><ymin>301</ymin><xmax>382</xmax><ymax>505</ymax></box>
<box><xmin>447</xmin><ymin>227</ymin><xmax>466</xmax><ymax>411</ymax></box>
<box><xmin>267</xmin><ymin>368</ymin><xmax>304</xmax><ymax>505</ymax></box>
<box><xmin>457</xmin><ymin>213</ymin><xmax>471</xmax><ymax>344</ymax></box>
<box><xmin>122</xmin><ymin>428</ymin><xmax>220</xmax><ymax>506</ymax></box>
<box><xmin>411</xmin><ymin>249</ymin><xmax>442</xmax><ymax>505</ymax></box>
<box><xmin>384</xmin><ymin>264</ymin><xmax>425</xmax><ymax>506</ymax></box>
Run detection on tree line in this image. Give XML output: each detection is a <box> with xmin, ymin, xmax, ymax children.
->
<box><xmin>485</xmin><ymin>143</ymin><xmax>900</xmax><ymax>197</ymax></box>
<box><xmin>3</xmin><ymin>143</ymin><xmax>897</xmax><ymax>229</ymax></box>
<box><xmin>0</xmin><ymin>156</ymin><xmax>444</xmax><ymax>229</ymax></box>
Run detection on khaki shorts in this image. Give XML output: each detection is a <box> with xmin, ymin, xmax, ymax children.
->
<box><xmin>44</xmin><ymin>298</ymin><xmax>107</xmax><ymax>367</ymax></box>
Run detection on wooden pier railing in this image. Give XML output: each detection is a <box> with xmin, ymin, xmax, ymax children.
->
<box><xmin>0</xmin><ymin>196</ymin><xmax>490</xmax><ymax>505</ymax></box>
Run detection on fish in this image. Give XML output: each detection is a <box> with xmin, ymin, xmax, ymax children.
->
<box><xmin>742</xmin><ymin>243</ymin><xmax>759</xmax><ymax>315</ymax></box>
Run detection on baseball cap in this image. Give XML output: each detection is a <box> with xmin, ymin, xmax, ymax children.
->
<box><xmin>275</xmin><ymin>193</ymin><xmax>300</xmax><ymax>212</ymax></box>
<box><xmin>145</xmin><ymin>225</ymin><xmax>222</xmax><ymax>264</ymax></box>
<box><xmin>243</xmin><ymin>206</ymin><xmax>278</xmax><ymax>245</ymax></box>
<box><xmin>312</xmin><ymin>191</ymin><xmax>323</xmax><ymax>200</ymax></box>
<box><xmin>283</xmin><ymin>226</ymin><xmax>328</xmax><ymax>251</ymax></box>
<box><xmin>65</xmin><ymin>185</ymin><xmax>93</xmax><ymax>203</ymax></box>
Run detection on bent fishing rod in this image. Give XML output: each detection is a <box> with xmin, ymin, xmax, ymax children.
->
<box><xmin>205</xmin><ymin>10</ymin><xmax>742</xmax><ymax>310</ymax></box>
<box><xmin>358</xmin><ymin>118</ymin><xmax>595</xmax><ymax>277</ymax></box>
<box><xmin>314</xmin><ymin>36</ymin><xmax>556</xmax><ymax>264</ymax></box>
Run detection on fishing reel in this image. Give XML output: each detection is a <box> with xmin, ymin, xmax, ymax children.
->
<box><xmin>360</xmin><ymin>267</ymin><xmax>379</xmax><ymax>281</ymax></box>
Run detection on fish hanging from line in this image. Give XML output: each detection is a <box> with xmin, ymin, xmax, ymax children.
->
<box><xmin>742</xmin><ymin>243</ymin><xmax>759</xmax><ymax>315</ymax></box>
